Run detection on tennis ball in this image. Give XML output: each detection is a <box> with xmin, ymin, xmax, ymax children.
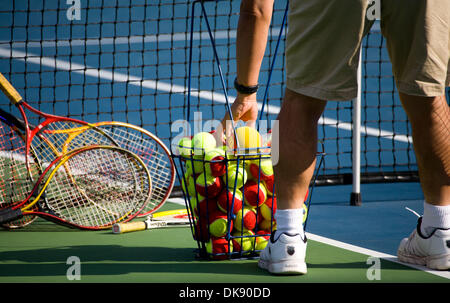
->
<box><xmin>255</xmin><ymin>230</ymin><xmax>270</xmax><ymax>251</ymax></box>
<box><xmin>243</xmin><ymin>180</ymin><xmax>267</xmax><ymax>208</ymax></box>
<box><xmin>181</xmin><ymin>173</ymin><xmax>196</xmax><ymax>197</ymax></box>
<box><xmin>303</xmin><ymin>203</ymin><xmax>308</xmax><ymax>224</ymax></box>
<box><xmin>192</xmin><ymin>219</ymin><xmax>210</xmax><ymax>242</ymax></box>
<box><xmin>222</xmin><ymin>162</ymin><xmax>247</xmax><ymax>189</ymax></box>
<box><xmin>231</xmin><ymin>126</ymin><xmax>262</xmax><ymax>152</ymax></box>
<box><xmin>196</xmin><ymin>198</ymin><xmax>219</xmax><ymax>220</ymax></box>
<box><xmin>241</xmin><ymin>160</ymin><xmax>254</xmax><ymax>181</ymax></box>
<box><xmin>185</xmin><ymin>156</ymin><xmax>204</xmax><ymax>176</ymax></box>
<box><xmin>208</xmin><ymin>211</ymin><xmax>231</xmax><ymax>238</ymax></box>
<box><xmin>184</xmin><ymin>160</ymin><xmax>194</xmax><ymax>176</ymax></box>
<box><xmin>189</xmin><ymin>194</ymin><xmax>204</xmax><ymax>209</ymax></box>
<box><xmin>232</xmin><ymin>230</ymin><xmax>255</xmax><ymax>254</ymax></box>
<box><xmin>195</xmin><ymin>172</ymin><xmax>223</xmax><ymax>198</ymax></box>
<box><xmin>204</xmin><ymin>147</ymin><xmax>227</xmax><ymax>177</ymax></box>
<box><xmin>249</xmin><ymin>158</ymin><xmax>274</xmax><ymax>182</ymax></box>
<box><xmin>186</xmin><ymin>154</ymin><xmax>207</xmax><ymax>175</ymax></box>
<box><xmin>206</xmin><ymin>237</ymin><xmax>233</xmax><ymax>260</ymax></box>
<box><xmin>217</xmin><ymin>188</ymin><xmax>243</xmax><ymax>215</ymax></box>
<box><xmin>177</xmin><ymin>137</ymin><xmax>193</xmax><ymax>157</ymax></box>
<box><xmin>234</xmin><ymin>206</ymin><xmax>257</xmax><ymax>231</ymax></box>
<box><xmin>260</xmin><ymin>196</ymin><xmax>277</xmax><ymax>221</ymax></box>
<box><xmin>262</xmin><ymin>178</ymin><xmax>275</xmax><ymax>196</ymax></box>
<box><xmin>192</xmin><ymin>132</ymin><xmax>216</xmax><ymax>156</ymax></box>
<box><xmin>259</xmin><ymin>218</ymin><xmax>276</xmax><ymax>232</ymax></box>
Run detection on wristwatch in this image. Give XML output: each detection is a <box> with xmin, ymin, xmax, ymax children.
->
<box><xmin>234</xmin><ymin>78</ymin><xmax>259</xmax><ymax>94</ymax></box>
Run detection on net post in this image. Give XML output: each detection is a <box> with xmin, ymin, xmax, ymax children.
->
<box><xmin>350</xmin><ymin>48</ymin><xmax>362</xmax><ymax>206</ymax></box>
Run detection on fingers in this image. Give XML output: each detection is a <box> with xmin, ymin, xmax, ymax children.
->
<box><xmin>216</xmin><ymin>96</ymin><xmax>259</xmax><ymax>150</ymax></box>
<box><xmin>221</xmin><ymin>96</ymin><xmax>258</xmax><ymax>125</ymax></box>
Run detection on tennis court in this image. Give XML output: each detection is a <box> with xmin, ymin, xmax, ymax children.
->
<box><xmin>1</xmin><ymin>195</ymin><xmax>449</xmax><ymax>284</ymax></box>
<box><xmin>0</xmin><ymin>0</ymin><xmax>449</xmax><ymax>287</ymax></box>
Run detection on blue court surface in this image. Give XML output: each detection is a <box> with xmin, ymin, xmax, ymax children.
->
<box><xmin>305</xmin><ymin>182</ymin><xmax>424</xmax><ymax>256</ymax></box>
<box><xmin>0</xmin><ymin>0</ymin><xmax>449</xmax><ymax>282</ymax></box>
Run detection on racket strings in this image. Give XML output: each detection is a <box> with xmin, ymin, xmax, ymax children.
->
<box><xmin>42</xmin><ymin>147</ymin><xmax>151</xmax><ymax>228</ymax></box>
<box><xmin>0</xmin><ymin>122</ymin><xmax>41</xmax><ymax>228</ymax></box>
<box><xmin>32</xmin><ymin>121</ymin><xmax>115</xmax><ymax>163</ymax></box>
<box><xmin>0</xmin><ymin>122</ymin><xmax>40</xmax><ymax>206</ymax></box>
<box><xmin>99</xmin><ymin>125</ymin><xmax>174</xmax><ymax>213</ymax></box>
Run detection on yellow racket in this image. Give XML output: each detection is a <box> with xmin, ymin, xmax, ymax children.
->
<box><xmin>112</xmin><ymin>208</ymin><xmax>190</xmax><ymax>234</ymax></box>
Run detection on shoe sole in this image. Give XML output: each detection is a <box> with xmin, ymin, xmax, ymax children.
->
<box><xmin>258</xmin><ymin>258</ymin><xmax>307</xmax><ymax>275</ymax></box>
<box><xmin>397</xmin><ymin>250</ymin><xmax>450</xmax><ymax>270</ymax></box>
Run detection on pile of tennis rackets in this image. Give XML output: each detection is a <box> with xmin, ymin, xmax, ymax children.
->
<box><xmin>0</xmin><ymin>73</ymin><xmax>176</xmax><ymax>230</ymax></box>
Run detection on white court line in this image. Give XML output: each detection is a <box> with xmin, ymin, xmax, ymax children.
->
<box><xmin>0</xmin><ymin>29</ymin><xmax>245</xmax><ymax>48</ymax></box>
<box><xmin>0</xmin><ymin>47</ymin><xmax>412</xmax><ymax>144</ymax></box>
<box><xmin>306</xmin><ymin>232</ymin><xmax>450</xmax><ymax>280</ymax></box>
<box><xmin>0</xmin><ymin>27</ymin><xmax>284</xmax><ymax>48</ymax></box>
<box><xmin>0</xmin><ymin>21</ymin><xmax>381</xmax><ymax>48</ymax></box>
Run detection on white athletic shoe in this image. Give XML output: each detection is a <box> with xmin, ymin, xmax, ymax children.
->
<box><xmin>258</xmin><ymin>232</ymin><xmax>307</xmax><ymax>275</ymax></box>
<box><xmin>397</xmin><ymin>217</ymin><xmax>450</xmax><ymax>270</ymax></box>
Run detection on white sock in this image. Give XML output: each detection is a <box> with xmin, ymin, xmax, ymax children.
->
<box><xmin>421</xmin><ymin>201</ymin><xmax>450</xmax><ymax>236</ymax></box>
<box><xmin>274</xmin><ymin>208</ymin><xmax>304</xmax><ymax>240</ymax></box>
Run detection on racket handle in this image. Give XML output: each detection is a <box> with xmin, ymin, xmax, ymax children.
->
<box><xmin>112</xmin><ymin>221</ymin><xmax>148</xmax><ymax>234</ymax></box>
<box><xmin>0</xmin><ymin>73</ymin><xmax>23</xmax><ymax>104</ymax></box>
<box><xmin>0</xmin><ymin>208</ymin><xmax>23</xmax><ymax>224</ymax></box>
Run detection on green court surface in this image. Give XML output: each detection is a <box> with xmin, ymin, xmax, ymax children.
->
<box><xmin>0</xmin><ymin>203</ymin><xmax>448</xmax><ymax>284</ymax></box>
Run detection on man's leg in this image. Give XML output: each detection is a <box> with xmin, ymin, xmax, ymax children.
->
<box><xmin>257</xmin><ymin>89</ymin><xmax>326</xmax><ymax>275</ymax></box>
<box><xmin>273</xmin><ymin>89</ymin><xmax>327</xmax><ymax>211</ymax></box>
<box><xmin>380</xmin><ymin>0</ymin><xmax>450</xmax><ymax>269</ymax></box>
<box><xmin>257</xmin><ymin>0</ymin><xmax>370</xmax><ymax>275</ymax></box>
<box><xmin>397</xmin><ymin>93</ymin><xmax>450</xmax><ymax>270</ymax></box>
<box><xmin>399</xmin><ymin>93</ymin><xmax>450</xmax><ymax>207</ymax></box>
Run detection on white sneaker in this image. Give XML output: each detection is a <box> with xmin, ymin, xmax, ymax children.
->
<box><xmin>397</xmin><ymin>217</ymin><xmax>450</xmax><ymax>270</ymax></box>
<box><xmin>258</xmin><ymin>232</ymin><xmax>307</xmax><ymax>275</ymax></box>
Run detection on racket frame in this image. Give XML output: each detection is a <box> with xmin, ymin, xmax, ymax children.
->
<box><xmin>0</xmin><ymin>145</ymin><xmax>153</xmax><ymax>230</ymax></box>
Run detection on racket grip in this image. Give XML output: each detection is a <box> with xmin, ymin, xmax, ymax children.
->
<box><xmin>112</xmin><ymin>221</ymin><xmax>148</xmax><ymax>234</ymax></box>
<box><xmin>0</xmin><ymin>208</ymin><xmax>23</xmax><ymax>224</ymax></box>
<box><xmin>0</xmin><ymin>73</ymin><xmax>23</xmax><ymax>104</ymax></box>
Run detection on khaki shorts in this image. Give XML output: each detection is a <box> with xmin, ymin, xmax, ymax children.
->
<box><xmin>286</xmin><ymin>0</ymin><xmax>450</xmax><ymax>100</ymax></box>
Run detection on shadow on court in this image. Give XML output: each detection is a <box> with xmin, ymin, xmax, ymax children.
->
<box><xmin>0</xmin><ymin>244</ymin><xmax>415</xmax><ymax>279</ymax></box>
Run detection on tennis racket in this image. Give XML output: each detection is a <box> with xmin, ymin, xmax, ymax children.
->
<box><xmin>0</xmin><ymin>111</ymin><xmax>40</xmax><ymax>228</ymax></box>
<box><xmin>52</xmin><ymin>121</ymin><xmax>176</xmax><ymax>217</ymax></box>
<box><xmin>0</xmin><ymin>73</ymin><xmax>116</xmax><ymax>168</ymax></box>
<box><xmin>0</xmin><ymin>145</ymin><xmax>152</xmax><ymax>230</ymax></box>
<box><xmin>112</xmin><ymin>208</ymin><xmax>191</xmax><ymax>234</ymax></box>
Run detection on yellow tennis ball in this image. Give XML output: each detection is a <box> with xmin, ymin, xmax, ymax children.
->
<box><xmin>177</xmin><ymin>137</ymin><xmax>192</xmax><ymax>157</ymax></box>
<box><xmin>192</xmin><ymin>132</ymin><xmax>216</xmax><ymax>156</ymax></box>
<box><xmin>185</xmin><ymin>157</ymin><xmax>203</xmax><ymax>175</ymax></box>
<box><xmin>234</xmin><ymin>207</ymin><xmax>256</xmax><ymax>231</ymax></box>
<box><xmin>209</xmin><ymin>211</ymin><xmax>229</xmax><ymax>238</ymax></box>
<box><xmin>255</xmin><ymin>231</ymin><xmax>270</xmax><ymax>251</ymax></box>
<box><xmin>249</xmin><ymin>158</ymin><xmax>274</xmax><ymax>181</ymax></box>
<box><xmin>232</xmin><ymin>230</ymin><xmax>255</xmax><ymax>254</ymax></box>
<box><xmin>181</xmin><ymin>172</ymin><xmax>196</xmax><ymax>197</ymax></box>
<box><xmin>259</xmin><ymin>218</ymin><xmax>277</xmax><ymax>232</ymax></box>
<box><xmin>260</xmin><ymin>196</ymin><xmax>276</xmax><ymax>221</ymax></box>
<box><xmin>232</xmin><ymin>126</ymin><xmax>262</xmax><ymax>152</ymax></box>
<box><xmin>223</xmin><ymin>163</ymin><xmax>247</xmax><ymax>189</ymax></box>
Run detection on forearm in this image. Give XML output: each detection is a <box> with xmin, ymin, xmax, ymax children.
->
<box><xmin>236</xmin><ymin>0</ymin><xmax>274</xmax><ymax>87</ymax></box>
